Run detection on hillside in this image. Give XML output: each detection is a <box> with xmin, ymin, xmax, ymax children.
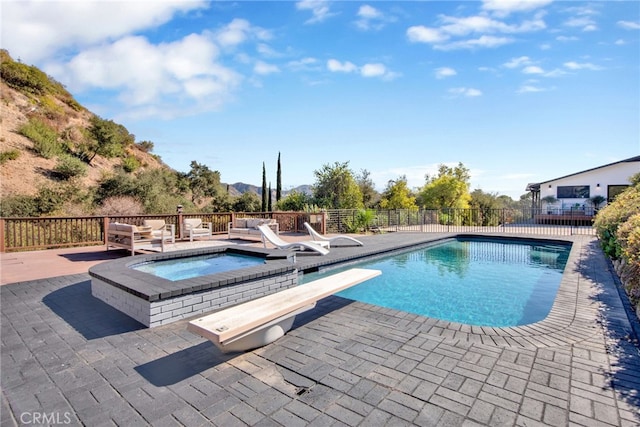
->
<box><xmin>0</xmin><ymin>57</ymin><xmax>166</xmax><ymax>198</ymax></box>
<box><xmin>0</xmin><ymin>50</ymin><xmax>311</xmax><ymax>217</ymax></box>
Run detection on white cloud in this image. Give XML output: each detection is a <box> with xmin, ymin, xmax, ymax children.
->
<box><xmin>361</xmin><ymin>63</ymin><xmax>387</xmax><ymax>78</ymax></box>
<box><xmin>296</xmin><ymin>0</ymin><xmax>335</xmax><ymax>24</ymax></box>
<box><xmin>439</xmin><ymin>15</ymin><xmax>546</xmax><ymax>36</ymax></box>
<box><xmin>214</xmin><ymin>19</ymin><xmax>272</xmax><ymax>49</ymax></box>
<box><xmin>43</xmin><ymin>28</ymin><xmax>246</xmax><ymax>120</ymax></box>
<box><xmin>449</xmin><ymin>87</ymin><xmax>483</xmax><ymax>97</ymax></box>
<box><xmin>355</xmin><ymin>5</ymin><xmax>389</xmax><ymax>31</ymax></box>
<box><xmin>564</xmin><ymin>17</ymin><xmax>598</xmax><ymax>32</ymax></box>
<box><xmin>522</xmin><ymin>65</ymin><xmax>544</xmax><ymax>74</ymax></box>
<box><xmin>254</xmin><ymin>61</ymin><xmax>280</xmax><ymax>75</ymax></box>
<box><xmin>1</xmin><ymin>0</ymin><xmax>209</xmax><ymax>64</ymax></box>
<box><xmin>287</xmin><ymin>57</ymin><xmax>320</xmax><ymax>72</ymax></box>
<box><xmin>518</xmin><ymin>85</ymin><xmax>544</xmax><ymax>93</ymax></box>
<box><xmin>503</xmin><ymin>56</ymin><xmax>532</xmax><ymax>68</ymax></box>
<box><xmin>564</xmin><ymin>61</ymin><xmax>603</xmax><ymax>71</ymax></box>
<box><xmin>327</xmin><ymin>59</ymin><xmax>358</xmax><ymax>73</ymax></box>
<box><xmin>618</xmin><ymin>20</ymin><xmax>640</xmax><ymax>30</ymax></box>
<box><xmin>435</xmin><ymin>67</ymin><xmax>456</xmax><ymax>79</ymax></box>
<box><xmin>556</xmin><ymin>35</ymin><xmax>579</xmax><ymax>42</ymax></box>
<box><xmin>407</xmin><ymin>26</ymin><xmax>449</xmax><ymax>44</ymax></box>
<box><xmin>327</xmin><ymin>59</ymin><xmax>398</xmax><ymax>80</ymax></box>
<box><xmin>482</xmin><ymin>0</ymin><xmax>553</xmax><ymax>17</ymax></box>
<box><xmin>435</xmin><ymin>35</ymin><xmax>514</xmax><ymax>51</ymax></box>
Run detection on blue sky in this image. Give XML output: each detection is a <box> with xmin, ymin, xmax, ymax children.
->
<box><xmin>3</xmin><ymin>0</ymin><xmax>639</xmax><ymax>199</ymax></box>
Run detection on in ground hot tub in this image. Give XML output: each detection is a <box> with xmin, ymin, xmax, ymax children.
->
<box><xmin>89</xmin><ymin>246</ymin><xmax>297</xmax><ymax>327</ymax></box>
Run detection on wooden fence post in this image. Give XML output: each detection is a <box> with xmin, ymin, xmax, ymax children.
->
<box><xmin>103</xmin><ymin>216</ymin><xmax>110</xmax><ymax>246</ymax></box>
<box><xmin>0</xmin><ymin>218</ymin><xmax>5</xmax><ymax>253</ymax></box>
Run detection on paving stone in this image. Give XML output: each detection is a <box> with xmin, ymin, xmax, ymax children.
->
<box><xmin>2</xmin><ymin>235</ymin><xmax>639</xmax><ymax>427</ymax></box>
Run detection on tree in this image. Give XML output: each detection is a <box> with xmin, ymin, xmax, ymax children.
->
<box><xmin>312</xmin><ymin>161</ymin><xmax>363</xmax><ymax>209</ymax></box>
<box><xmin>268</xmin><ymin>182</ymin><xmax>272</xmax><ymax>212</ymax></box>
<box><xmin>86</xmin><ymin>116</ymin><xmax>134</xmax><ymax>165</ymax></box>
<box><xmin>356</xmin><ymin>169</ymin><xmax>378</xmax><ymax>208</ymax></box>
<box><xmin>261</xmin><ymin>162</ymin><xmax>267</xmax><ymax>212</ymax></box>
<box><xmin>416</xmin><ymin>163</ymin><xmax>472</xmax><ymax>209</ymax></box>
<box><xmin>277</xmin><ymin>190</ymin><xmax>313</xmax><ymax>211</ymax></box>
<box><xmin>276</xmin><ymin>152</ymin><xmax>282</xmax><ymax>202</ymax></box>
<box><xmin>378</xmin><ymin>176</ymin><xmax>417</xmax><ymax>209</ymax></box>
<box><xmin>187</xmin><ymin>161</ymin><xmax>223</xmax><ymax>205</ymax></box>
<box><xmin>232</xmin><ymin>192</ymin><xmax>261</xmax><ymax>212</ymax></box>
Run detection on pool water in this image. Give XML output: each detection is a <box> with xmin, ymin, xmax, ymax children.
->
<box><xmin>301</xmin><ymin>238</ymin><xmax>570</xmax><ymax>327</ymax></box>
<box><xmin>131</xmin><ymin>253</ymin><xmax>264</xmax><ymax>281</ymax></box>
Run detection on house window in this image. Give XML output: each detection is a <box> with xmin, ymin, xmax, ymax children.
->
<box><xmin>608</xmin><ymin>185</ymin><xmax>629</xmax><ymax>202</ymax></box>
<box><xmin>557</xmin><ymin>185</ymin><xmax>590</xmax><ymax>199</ymax></box>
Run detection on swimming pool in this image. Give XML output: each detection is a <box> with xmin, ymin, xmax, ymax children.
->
<box><xmin>132</xmin><ymin>253</ymin><xmax>264</xmax><ymax>281</ymax></box>
<box><xmin>301</xmin><ymin>238</ymin><xmax>571</xmax><ymax>327</ymax></box>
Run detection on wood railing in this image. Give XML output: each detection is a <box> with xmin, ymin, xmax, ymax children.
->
<box><xmin>0</xmin><ymin>211</ymin><xmax>324</xmax><ymax>252</ymax></box>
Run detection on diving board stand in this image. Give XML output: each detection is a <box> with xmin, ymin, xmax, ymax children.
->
<box><xmin>187</xmin><ymin>268</ymin><xmax>381</xmax><ymax>353</ymax></box>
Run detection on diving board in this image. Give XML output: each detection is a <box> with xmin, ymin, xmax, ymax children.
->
<box><xmin>187</xmin><ymin>268</ymin><xmax>381</xmax><ymax>353</ymax></box>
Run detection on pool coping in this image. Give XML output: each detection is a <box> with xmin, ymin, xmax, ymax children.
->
<box><xmin>292</xmin><ymin>232</ymin><xmax>609</xmax><ymax>349</ymax></box>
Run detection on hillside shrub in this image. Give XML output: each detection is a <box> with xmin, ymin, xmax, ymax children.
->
<box><xmin>54</xmin><ymin>155</ymin><xmax>87</xmax><ymax>179</ymax></box>
<box><xmin>94</xmin><ymin>196</ymin><xmax>144</xmax><ymax>216</ymax></box>
<box><xmin>0</xmin><ymin>149</ymin><xmax>20</xmax><ymax>164</ymax></box>
<box><xmin>19</xmin><ymin>118</ymin><xmax>63</xmax><ymax>159</ymax></box>
<box><xmin>121</xmin><ymin>155</ymin><xmax>141</xmax><ymax>173</ymax></box>
<box><xmin>0</xmin><ymin>194</ymin><xmax>40</xmax><ymax>217</ymax></box>
<box><xmin>136</xmin><ymin>140</ymin><xmax>154</xmax><ymax>153</ymax></box>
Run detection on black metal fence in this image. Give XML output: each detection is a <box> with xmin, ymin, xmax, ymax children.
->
<box><xmin>325</xmin><ymin>208</ymin><xmax>596</xmax><ymax>236</ymax></box>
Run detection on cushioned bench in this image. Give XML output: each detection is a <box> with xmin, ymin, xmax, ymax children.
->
<box><xmin>187</xmin><ymin>268</ymin><xmax>381</xmax><ymax>353</ymax></box>
<box><xmin>228</xmin><ymin>217</ymin><xmax>279</xmax><ymax>240</ymax></box>
<box><xmin>107</xmin><ymin>222</ymin><xmax>174</xmax><ymax>256</ymax></box>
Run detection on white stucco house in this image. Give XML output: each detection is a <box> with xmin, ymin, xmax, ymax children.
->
<box><xmin>526</xmin><ymin>155</ymin><xmax>639</xmax><ymax>219</ymax></box>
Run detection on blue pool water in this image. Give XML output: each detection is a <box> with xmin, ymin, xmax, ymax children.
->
<box><xmin>302</xmin><ymin>238</ymin><xmax>570</xmax><ymax>327</ymax></box>
<box><xmin>132</xmin><ymin>253</ymin><xmax>264</xmax><ymax>281</ymax></box>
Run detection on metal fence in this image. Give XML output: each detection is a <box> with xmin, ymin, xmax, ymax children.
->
<box><xmin>325</xmin><ymin>208</ymin><xmax>597</xmax><ymax>236</ymax></box>
<box><xmin>0</xmin><ymin>208</ymin><xmax>596</xmax><ymax>252</ymax></box>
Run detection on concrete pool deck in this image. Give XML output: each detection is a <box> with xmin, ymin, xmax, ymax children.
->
<box><xmin>1</xmin><ymin>233</ymin><xmax>639</xmax><ymax>426</ymax></box>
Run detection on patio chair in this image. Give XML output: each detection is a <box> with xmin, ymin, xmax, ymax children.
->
<box><xmin>257</xmin><ymin>224</ymin><xmax>329</xmax><ymax>255</ymax></box>
<box><xmin>182</xmin><ymin>218</ymin><xmax>213</xmax><ymax>242</ymax></box>
<box><xmin>304</xmin><ymin>222</ymin><xmax>363</xmax><ymax>247</ymax></box>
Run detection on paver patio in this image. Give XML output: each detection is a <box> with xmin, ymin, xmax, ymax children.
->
<box><xmin>1</xmin><ymin>233</ymin><xmax>639</xmax><ymax>426</ymax></box>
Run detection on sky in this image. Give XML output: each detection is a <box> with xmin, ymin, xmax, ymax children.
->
<box><xmin>2</xmin><ymin>0</ymin><xmax>639</xmax><ymax>199</ymax></box>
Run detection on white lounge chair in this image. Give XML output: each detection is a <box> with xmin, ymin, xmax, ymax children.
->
<box><xmin>304</xmin><ymin>222</ymin><xmax>363</xmax><ymax>247</ymax></box>
<box><xmin>257</xmin><ymin>224</ymin><xmax>329</xmax><ymax>255</ymax></box>
<box><xmin>182</xmin><ymin>218</ymin><xmax>213</xmax><ymax>242</ymax></box>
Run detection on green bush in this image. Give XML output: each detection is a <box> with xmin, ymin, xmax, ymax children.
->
<box><xmin>0</xmin><ymin>194</ymin><xmax>40</xmax><ymax>217</ymax></box>
<box><xmin>121</xmin><ymin>155</ymin><xmax>141</xmax><ymax>173</ymax></box>
<box><xmin>594</xmin><ymin>184</ymin><xmax>640</xmax><ymax>259</ymax></box>
<box><xmin>343</xmin><ymin>209</ymin><xmax>376</xmax><ymax>233</ymax></box>
<box><xmin>19</xmin><ymin>118</ymin><xmax>62</xmax><ymax>159</ymax></box>
<box><xmin>54</xmin><ymin>155</ymin><xmax>87</xmax><ymax>179</ymax></box>
<box><xmin>136</xmin><ymin>140</ymin><xmax>154</xmax><ymax>153</ymax></box>
<box><xmin>0</xmin><ymin>149</ymin><xmax>20</xmax><ymax>164</ymax></box>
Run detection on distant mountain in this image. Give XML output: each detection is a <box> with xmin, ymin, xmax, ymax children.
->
<box><xmin>223</xmin><ymin>183</ymin><xmax>313</xmax><ymax>197</ymax></box>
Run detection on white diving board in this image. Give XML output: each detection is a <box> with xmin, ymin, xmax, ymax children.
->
<box><xmin>187</xmin><ymin>268</ymin><xmax>381</xmax><ymax>353</ymax></box>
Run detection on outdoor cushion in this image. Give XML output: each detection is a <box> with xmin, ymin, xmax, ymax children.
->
<box><xmin>143</xmin><ymin>219</ymin><xmax>166</xmax><ymax>230</ymax></box>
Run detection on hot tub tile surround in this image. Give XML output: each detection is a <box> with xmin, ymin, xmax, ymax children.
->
<box><xmin>89</xmin><ymin>245</ymin><xmax>297</xmax><ymax>327</ymax></box>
